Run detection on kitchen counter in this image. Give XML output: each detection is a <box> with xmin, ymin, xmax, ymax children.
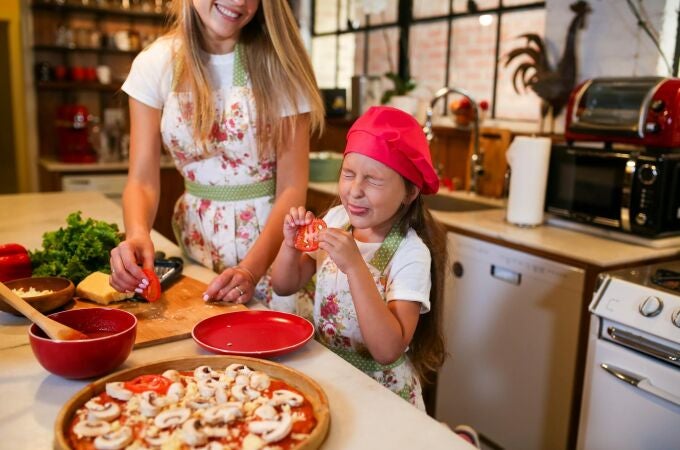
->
<box><xmin>308</xmin><ymin>182</ymin><xmax>680</xmax><ymax>267</ymax></box>
<box><xmin>0</xmin><ymin>191</ymin><xmax>468</xmax><ymax>450</ymax></box>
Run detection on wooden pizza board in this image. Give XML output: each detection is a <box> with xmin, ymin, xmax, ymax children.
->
<box><xmin>68</xmin><ymin>275</ymin><xmax>247</xmax><ymax>348</ymax></box>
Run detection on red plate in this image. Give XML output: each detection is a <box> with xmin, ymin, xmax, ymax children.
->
<box><xmin>192</xmin><ymin>310</ymin><xmax>315</xmax><ymax>357</ymax></box>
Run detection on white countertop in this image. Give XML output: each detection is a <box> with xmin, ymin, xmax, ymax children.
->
<box><xmin>0</xmin><ymin>191</ymin><xmax>469</xmax><ymax>450</ymax></box>
<box><xmin>308</xmin><ymin>182</ymin><xmax>680</xmax><ymax>267</ymax></box>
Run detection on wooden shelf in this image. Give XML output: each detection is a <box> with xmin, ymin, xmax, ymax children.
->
<box><xmin>36</xmin><ymin>81</ymin><xmax>123</xmax><ymax>92</ymax></box>
<box><xmin>30</xmin><ymin>1</ymin><xmax>170</xmax><ymax>21</ymax></box>
<box><xmin>33</xmin><ymin>44</ymin><xmax>139</xmax><ymax>55</ymax></box>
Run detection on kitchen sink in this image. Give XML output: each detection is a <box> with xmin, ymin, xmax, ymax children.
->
<box><xmin>423</xmin><ymin>194</ymin><xmax>501</xmax><ymax>212</ymax></box>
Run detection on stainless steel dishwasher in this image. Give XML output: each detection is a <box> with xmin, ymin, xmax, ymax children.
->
<box><xmin>435</xmin><ymin>232</ymin><xmax>585</xmax><ymax>450</ymax></box>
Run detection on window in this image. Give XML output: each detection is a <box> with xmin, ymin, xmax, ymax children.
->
<box><xmin>311</xmin><ymin>0</ymin><xmax>546</xmax><ymax>121</ymax></box>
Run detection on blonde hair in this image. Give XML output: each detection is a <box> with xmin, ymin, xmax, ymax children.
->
<box><xmin>168</xmin><ymin>0</ymin><xmax>324</xmax><ymax>155</ymax></box>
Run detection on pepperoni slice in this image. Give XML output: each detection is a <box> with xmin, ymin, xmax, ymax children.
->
<box><xmin>294</xmin><ymin>218</ymin><xmax>327</xmax><ymax>252</ymax></box>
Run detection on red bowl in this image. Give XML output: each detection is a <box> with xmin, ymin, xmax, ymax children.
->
<box><xmin>29</xmin><ymin>308</ymin><xmax>137</xmax><ymax>379</ymax></box>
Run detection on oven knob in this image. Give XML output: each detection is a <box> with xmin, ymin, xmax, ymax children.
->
<box><xmin>635</xmin><ymin>212</ymin><xmax>647</xmax><ymax>225</ymax></box>
<box><xmin>650</xmin><ymin>99</ymin><xmax>665</xmax><ymax>112</ymax></box>
<box><xmin>639</xmin><ymin>296</ymin><xmax>663</xmax><ymax>317</ymax></box>
<box><xmin>672</xmin><ymin>309</ymin><xmax>680</xmax><ymax>328</ymax></box>
<box><xmin>637</xmin><ymin>164</ymin><xmax>658</xmax><ymax>185</ymax></box>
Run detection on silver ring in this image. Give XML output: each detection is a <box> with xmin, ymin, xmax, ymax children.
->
<box><xmin>234</xmin><ymin>286</ymin><xmax>244</xmax><ymax>296</ymax></box>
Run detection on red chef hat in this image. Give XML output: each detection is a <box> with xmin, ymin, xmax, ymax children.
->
<box><xmin>344</xmin><ymin>106</ymin><xmax>439</xmax><ymax>195</ymax></box>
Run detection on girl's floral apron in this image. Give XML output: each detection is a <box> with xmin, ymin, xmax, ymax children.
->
<box><xmin>160</xmin><ymin>45</ymin><xmax>292</xmax><ymax>311</ymax></box>
<box><xmin>314</xmin><ymin>226</ymin><xmax>426</xmax><ymax>411</ymax></box>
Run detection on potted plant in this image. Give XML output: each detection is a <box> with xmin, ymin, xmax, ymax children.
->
<box><xmin>381</xmin><ymin>72</ymin><xmax>418</xmax><ymax>115</ymax></box>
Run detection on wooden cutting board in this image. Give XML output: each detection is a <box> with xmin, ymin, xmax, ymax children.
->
<box><xmin>70</xmin><ymin>275</ymin><xmax>246</xmax><ymax>348</ymax></box>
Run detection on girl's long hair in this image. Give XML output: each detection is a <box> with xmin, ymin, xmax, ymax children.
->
<box><xmin>168</xmin><ymin>0</ymin><xmax>324</xmax><ymax>155</ymax></box>
<box><xmin>399</xmin><ymin>184</ymin><xmax>447</xmax><ymax>384</ymax></box>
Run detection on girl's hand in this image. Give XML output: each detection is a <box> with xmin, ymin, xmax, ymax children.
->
<box><xmin>109</xmin><ymin>235</ymin><xmax>156</xmax><ymax>294</ymax></box>
<box><xmin>318</xmin><ymin>228</ymin><xmax>363</xmax><ymax>274</ymax></box>
<box><xmin>203</xmin><ymin>266</ymin><xmax>256</xmax><ymax>304</ymax></box>
<box><xmin>283</xmin><ymin>206</ymin><xmax>314</xmax><ymax>249</ymax></box>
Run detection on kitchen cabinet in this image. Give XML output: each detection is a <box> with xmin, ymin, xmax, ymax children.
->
<box><xmin>30</xmin><ymin>1</ymin><xmax>170</xmax><ymax>162</ymax></box>
<box><xmin>39</xmin><ymin>158</ymin><xmax>183</xmax><ymax>244</ymax></box>
<box><xmin>435</xmin><ymin>231</ymin><xmax>585</xmax><ymax>450</ymax></box>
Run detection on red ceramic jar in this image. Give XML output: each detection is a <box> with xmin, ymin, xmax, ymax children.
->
<box><xmin>29</xmin><ymin>308</ymin><xmax>137</xmax><ymax>379</ymax></box>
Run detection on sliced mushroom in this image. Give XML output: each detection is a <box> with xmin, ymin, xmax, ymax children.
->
<box><xmin>140</xmin><ymin>390</ymin><xmax>165</xmax><ymax>417</ymax></box>
<box><xmin>144</xmin><ymin>428</ymin><xmax>171</xmax><ymax>447</ymax></box>
<box><xmin>181</xmin><ymin>418</ymin><xmax>207</xmax><ymax>446</ymax></box>
<box><xmin>214</xmin><ymin>386</ymin><xmax>229</xmax><ymax>404</ymax></box>
<box><xmin>187</xmin><ymin>395</ymin><xmax>213</xmax><ymax>409</ymax></box>
<box><xmin>73</xmin><ymin>419</ymin><xmax>111</xmax><ymax>438</ymax></box>
<box><xmin>231</xmin><ymin>383</ymin><xmax>261</xmax><ymax>402</ymax></box>
<box><xmin>198</xmin><ymin>378</ymin><xmax>222</xmax><ymax>398</ymax></box>
<box><xmin>194</xmin><ymin>441</ymin><xmax>224</xmax><ymax>450</ymax></box>
<box><xmin>202</xmin><ymin>404</ymin><xmax>243</xmax><ymax>425</ymax></box>
<box><xmin>93</xmin><ymin>426</ymin><xmax>133</xmax><ymax>450</ymax></box>
<box><xmin>166</xmin><ymin>381</ymin><xmax>185</xmax><ymax>403</ymax></box>
<box><xmin>85</xmin><ymin>400</ymin><xmax>121</xmax><ymax>422</ymax></box>
<box><xmin>269</xmin><ymin>390</ymin><xmax>303</xmax><ymax>407</ymax></box>
<box><xmin>247</xmin><ymin>412</ymin><xmax>293</xmax><ymax>443</ymax></box>
<box><xmin>161</xmin><ymin>369</ymin><xmax>182</xmax><ymax>382</ymax></box>
<box><xmin>254</xmin><ymin>404</ymin><xmax>277</xmax><ymax>420</ymax></box>
<box><xmin>154</xmin><ymin>407</ymin><xmax>191</xmax><ymax>429</ymax></box>
<box><xmin>234</xmin><ymin>373</ymin><xmax>250</xmax><ymax>386</ymax></box>
<box><xmin>104</xmin><ymin>382</ymin><xmax>132</xmax><ymax>401</ymax></box>
<box><xmin>194</xmin><ymin>365</ymin><xmax>217</xmax><ymax>380</ymax></box>
<box><xmin>249</xmin><ymin>371</ymin><xmax>271</xmax><ymax>391</ymax></box>
<box><xmin>225</xmin><ymin>363</ymin><xmax>252</xmax><ymax>379</ymax></box>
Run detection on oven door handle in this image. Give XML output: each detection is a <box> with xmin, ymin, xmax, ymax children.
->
<box><xmin>607</xmin><ymin>326</ymin><xmax>680</xmax><ymax>366</ymax></box>
<box><xmin>600</xmin><ymin>363</ymin><xmax>680</xmax><ymax>407</ymax></box>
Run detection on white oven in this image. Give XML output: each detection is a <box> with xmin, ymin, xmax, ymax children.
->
<box><xmin>577</xmin><ymin>262</ymin><xmax>680</xmax><ymax>450</ymax></box>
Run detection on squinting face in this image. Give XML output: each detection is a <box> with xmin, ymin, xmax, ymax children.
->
<box><xmin>339</xmin><ymin>152</ymin><xmax>412</xmax><ymax>241</ymax></box>
<box><xmin>191</xmin><ymin>0</ymin><xmax>260</xmax><ymax>54</ymax></box>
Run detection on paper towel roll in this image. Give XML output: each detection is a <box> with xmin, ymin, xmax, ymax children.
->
<box><xmin>505</xmin><ymin>136</ymin><xmax>552</xmax><ymax>226</ymax></box>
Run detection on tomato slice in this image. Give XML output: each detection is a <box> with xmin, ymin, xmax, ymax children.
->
<box><xmin>124</xmin><ymin>374</ymin><xmax>171</xmax><ymax>395</ymax></box>
<box><xmin>294</xmin><ymin>218</ymin><xmax>327</xmax><ymax>252</ymax></box>
<box><xmin>141</xmin><ymin>268</ymin><xmax>161</xmax><ymax>302</ymax></box>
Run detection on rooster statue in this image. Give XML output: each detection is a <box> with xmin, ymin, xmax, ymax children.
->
<box><xmin>505</xmin><ymin>0</ymin><xmax>592</xmax><ymax>132</ymax></box>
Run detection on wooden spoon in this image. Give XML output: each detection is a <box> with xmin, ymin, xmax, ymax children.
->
<box><xmin>0</xmin><ymin>281</ymin><xmax>88</xmax><ymax>340</ymax></box>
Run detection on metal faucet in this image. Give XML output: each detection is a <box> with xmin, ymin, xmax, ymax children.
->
<box><xmin>423</xmin><ymin>87</ymin><xmax>484</xmax><ymax>195</ymax></box>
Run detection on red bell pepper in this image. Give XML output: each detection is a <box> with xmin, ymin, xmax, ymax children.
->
<box><xmin>0</xmin><ymin>243</ymin><xmax>33</xmax><ymax>282</ymax></box>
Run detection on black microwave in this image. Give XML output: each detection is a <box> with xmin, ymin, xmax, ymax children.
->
<box><xmin>545</xmin><ymin>145</ymin><xmax>680</xmax><ymax>237</ymax></box>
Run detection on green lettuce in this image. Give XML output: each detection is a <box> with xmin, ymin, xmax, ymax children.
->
<box><xmin>30</xmin><ymin>212</ymin><xmax>123</xmax><ymax>284</ymax></box>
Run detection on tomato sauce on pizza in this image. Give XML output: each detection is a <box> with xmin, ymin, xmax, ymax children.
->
<box><xmin>67</xmin><ymin>364</ymin><xmax>317</xmax><ymax>450</ymax></box>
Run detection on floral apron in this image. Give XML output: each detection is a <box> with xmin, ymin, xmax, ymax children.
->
<box><xmin>314</xmin><ymin>225</ymin><xmax>425</xmax><ymax>410</ymax></box>
<box><xmin>160</xmin><ymin>45</ymin><xmax>294</xmax><ymax>311</ymax></box>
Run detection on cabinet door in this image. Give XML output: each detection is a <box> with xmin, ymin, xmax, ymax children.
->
<box><xmin>435</xmin><ymin>232</ymin><xmax>585</xmax><ymax>450</ymax></box>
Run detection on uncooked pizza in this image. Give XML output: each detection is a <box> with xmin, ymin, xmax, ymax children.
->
<box><xmin>67</xmin><ymin>363</ymin><xmax>317</xmax><ymax>450</ymax></box>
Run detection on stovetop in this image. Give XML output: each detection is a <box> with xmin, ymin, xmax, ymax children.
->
<box><xmin>590</xmin><ymin>260</ymin><xmax>680</xmax><ymax>346</ymax></box>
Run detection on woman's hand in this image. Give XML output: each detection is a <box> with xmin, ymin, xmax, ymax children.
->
<box><xmin>203</xmin><ymin>266</ymin><xmax>257</xmax><ymax>304</ymax></box>
<box><xmin>318</xmin><ymin>228</ymin><xmax>363</xmax><ymax>274</ymax></box>
<box><xmin>283</xmin><ymin>206</ymin><xmax>314</xmax><ymax>249</ymax></box>
<box><xmin>109</xmin><ymin>235</ymin><xmax>156</xmax><ymax>293</ymax></box>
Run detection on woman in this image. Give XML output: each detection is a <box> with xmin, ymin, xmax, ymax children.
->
<box><xmin>109</xmin><ymin>0</ymin><xmax>324</xmax><ymax>310</ymax></box>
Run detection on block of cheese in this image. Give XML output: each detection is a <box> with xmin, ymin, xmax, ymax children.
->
<box><xmin>76</xmin><ymin>271</ymin><xmax>134</xmax><ymax>305</ymax></box>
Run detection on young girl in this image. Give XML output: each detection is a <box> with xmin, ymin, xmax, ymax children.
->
<box><xmin>271</xmin><ymin>106</ymin><xmax>447</xmax><ymax>411</ymax></box>
<box><xmin>109</xmin><ymin>0</ymin><xmax>323</xmax><ymax>311</ymax></box>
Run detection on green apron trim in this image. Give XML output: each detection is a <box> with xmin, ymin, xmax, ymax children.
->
<box><xmin>185</xmin><ymin>178</ymin><xmax>275</xmax><ymax>201</ymax></box>
<box><xmin>321</xmin><ymin>222</ymin><xmax>407</xmax><ymax>373</ymax></box>
<box><xmin>330</xmin><ymin>346</ymin><xmax>406</xmax><ymax>372</ymax></box>
<box><xmin>233</xmin><ymin>43</ymin><xmax>247</xmax><ymax>87</ymax></box>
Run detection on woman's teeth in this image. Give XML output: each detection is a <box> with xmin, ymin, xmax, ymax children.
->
<box><xmin>214</xmin><ymin>4</ymin><xmax>240</xmax><ymax>19</ymax></box>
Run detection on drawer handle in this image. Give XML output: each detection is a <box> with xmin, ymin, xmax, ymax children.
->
<box><xmin>600</xmin><ymin>363</ymin><xmax>680</xmax><ymax>407</ymax></box>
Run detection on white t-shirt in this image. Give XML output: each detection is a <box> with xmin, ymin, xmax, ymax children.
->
<box><xmin>316</xmin><ymin>205</ymin><xmax>432</xmax><ymax>313</ymax></box>
<box><xmin>121</xmin><ymin>37</ymin><xmax>309</xmax><ymax>115</ymax></box>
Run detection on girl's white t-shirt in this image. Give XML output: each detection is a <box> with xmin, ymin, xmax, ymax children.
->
<box><xmin>121</xmin><ymin>37</ymin><xmax>309</xmax><ymax>115</ymax></box>
<box><xmin>316</xmin><ymin>205</ymin><xmax>432</xmax><ymax>313</ymax></box>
